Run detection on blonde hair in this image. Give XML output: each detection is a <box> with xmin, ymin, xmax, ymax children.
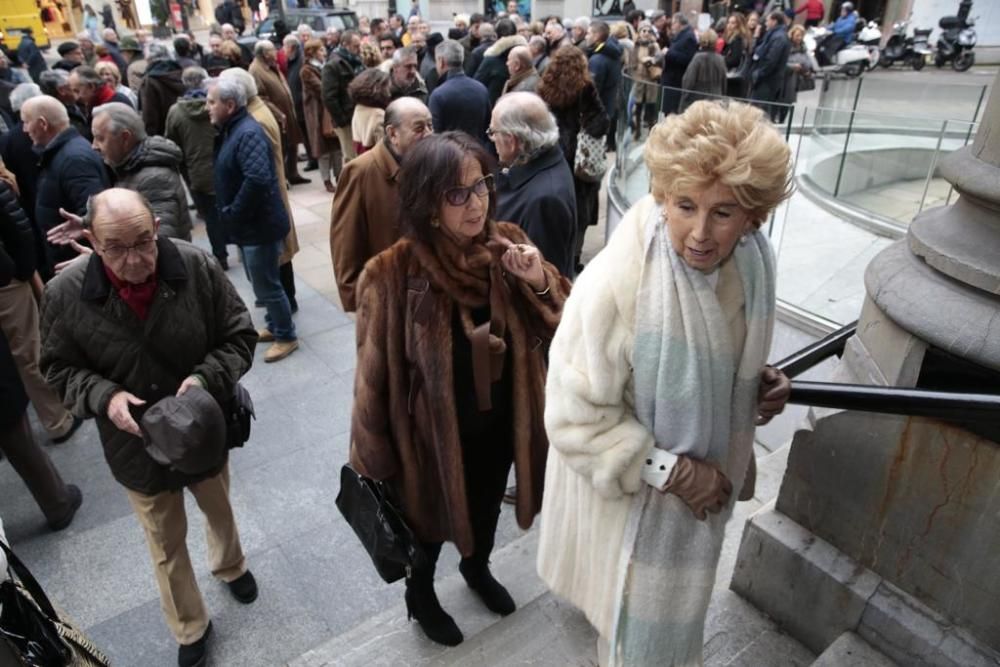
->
<box><xmin>698</xmin><ymin>28</ymin><xmax>717</xmax><ymax>49</ymax></box>
<box><xmin>788</xmin><ymin>24</ymin><xmax>806</xmax><ymax>42</ymax></box>
<box><xmin>644</xmin><ymin>101</ymin><xmax>793</xmax><ymax>227</ymax></box>
<box><xmin>94</xmin><ymin>60</ymin><xmax>121</xmax><ymax>86</ymax></box>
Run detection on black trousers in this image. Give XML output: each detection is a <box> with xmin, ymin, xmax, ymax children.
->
<box><xmin>279</xmin><ymin>260</ymin><xmax>297</xmax><ymax>310</ymax></box>
<box><xmin>415</xmin><ymin>427</ymin><xmax>514</xmax><ymax>579</ymax></box>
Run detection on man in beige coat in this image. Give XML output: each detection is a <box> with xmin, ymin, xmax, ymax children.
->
<box><xmin>328</xmin><ymin>97</ymin><xmax>432</xmax><ymax>312</ymax></box>
<box><xmin>249</xmin><ymin>40</ymin><xmax>308</xmax><ymax>186</ymax></box>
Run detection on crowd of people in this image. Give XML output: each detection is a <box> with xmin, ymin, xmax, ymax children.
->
<box><xmin>0</xmin><ymin>4</ymin><xmax>810</xmax><ymax>667</ymax></box>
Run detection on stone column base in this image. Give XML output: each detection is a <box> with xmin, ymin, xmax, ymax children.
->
<box><xmin>731</xmin><ymin>503</ymin><xmax>1000</xmax><ymax>667</ymax></box>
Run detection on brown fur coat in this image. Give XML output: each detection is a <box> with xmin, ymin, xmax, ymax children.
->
<box><xmin>349</xmin><ymin>223</ymin><xmax>570</xmax><ymax>556</ymax></box>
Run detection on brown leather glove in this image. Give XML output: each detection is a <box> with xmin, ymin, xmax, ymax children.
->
<box><xmin>663</xmin><ymin>455</ymin><xmax>733</xmax><ymax>520</ymax></box>
<box><xmin>738</xmin><ymin>455</ymin><xmax>757</xmax><ymax>502</ymax></box>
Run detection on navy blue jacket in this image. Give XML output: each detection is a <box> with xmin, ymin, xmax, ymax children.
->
<box><xmin>16</xmin><ymin>35</ymin><xmax>47</xmax><ymax>83</ymax></box>
<box><xmin>35</xmin><ymin>128</ymin><xmax>109</xmax><ymax>268</ymax></box>
<box><xmin>213</xmin><ymin>108</ymin><xmax>289</xmax><ymax>247</ymax></box>
<box><xmin>588</xmin><ymin>37</ymin><xmax>623</xmax><ymax>121</ymax></box>
<box><xmin>751</xmin><ymin>25</ymin><xmax>791</xmax><ymax>87</ymax></box>
<box><xmin>660</xmin><ymin>26</ymin><xmax>698</xmax><ymax>88</ymax></box>
<box><xmin>428</xmin><ymin>70</ymin><xmax>491</xmax><ymax>147</ymax></box>
<box><xmin>495</xmin><ymin>145</ymin><xmax>577</xmax><ymax>278</ymax></box>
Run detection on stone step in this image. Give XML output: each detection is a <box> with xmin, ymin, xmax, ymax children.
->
<box><xmin>811</xmin><ymin>632</ymin><xmax>898</xmax><ymax>667</ymax></box>
<box><xmin>291</xmin><ymin>441</ymin><xmax>804</xmax><ymax>667</ymax></box>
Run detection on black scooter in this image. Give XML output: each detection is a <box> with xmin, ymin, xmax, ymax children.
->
<box><xmin>879</xmin><ymin>19</ymin><xmax>931</xmax><ymax>70</ymax></box>
<box><xmin>935</xmin><ymin>0</ymin><xmax>977</xmax><ymax>72</ymax></box>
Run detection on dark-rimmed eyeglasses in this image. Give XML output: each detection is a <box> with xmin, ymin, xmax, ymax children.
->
<box><xmin>102</xmin><ymin>238</ymin><xmax>156</xmax><ymax>261</ymax></box>
<box><xmin>444</xmin><ymin>175</ymin><xmax>493</xmax><ymax>207</ymax></box>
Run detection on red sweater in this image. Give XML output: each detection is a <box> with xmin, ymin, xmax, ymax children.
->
<box><xmin>796</xmin><ymin>0</ymin><xmax>825</xmax><ymax>20</ymax></box>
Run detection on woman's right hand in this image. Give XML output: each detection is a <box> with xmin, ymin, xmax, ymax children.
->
<box><xmin>662</xmin><ymin>455</ymin><xmax>733</xmax><ymax>520</ymax></box>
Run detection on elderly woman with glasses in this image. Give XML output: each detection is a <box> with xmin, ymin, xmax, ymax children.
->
<box><xmin>349</xmin><ymin>131</ymin><xmax>570</xmax><ymax>647</ymax></box>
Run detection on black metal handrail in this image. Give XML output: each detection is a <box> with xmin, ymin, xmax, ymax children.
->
<box><xmin>788</xmin><ymin>382</ymin><xmax>1000</xmax><ymax>423</ymax></box>
<box><xmin>774</xmin><ymin>321</ymin><xmax>858</xmax><ymax>379</ymax></box>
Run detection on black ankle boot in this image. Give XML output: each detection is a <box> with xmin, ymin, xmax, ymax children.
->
<box><xmin>459</xmin><ymin>559</ymin><xmax>516</xmax><ymax>616</ymax></box>
<box><xmin>404</xmin><ymin>578</ymin><xmax>463</xmax><ymax>646</ymax></box>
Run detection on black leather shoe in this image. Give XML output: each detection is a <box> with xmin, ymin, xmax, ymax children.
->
<box><xmin>177</xmin><ymin>621</ymin><xmax>212</xmax><ymax>667</ymax></box>
<box><xmin>51</xmin><ymin>416</ymin><xmax>84</xmax><ymax>444</ymax></box>
<box><xmin>288</xmin><ymin>175</ymin><xmax>310</xmax><ymax>185</ymax></box>
<box><xmin>304</xmin><ymin>161</ymin><xmax>319</xmax><ymax>171</ymax></box>
<box><xmin>405</xmin><ymin>581</ymin><xmax>463</xmax><ymax>646</ymax></box>
<box><xmin>227</xmin><ymin>570</ymin><xmax>258</xmax><ymax>604</ymax></box>
<box><xmin>48</xmin><ymin>485</ymin><xmax>82</xmax><ymax>531</ymax></box>
<box><xmin>459</xmin><ymin>560</ymin><xmax>516</xmax><ymax>616</ymax></box>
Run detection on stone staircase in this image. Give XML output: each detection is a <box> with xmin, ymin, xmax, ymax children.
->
<box><xmin>290</xmin><ymin>443</ymin><xmax>899</xmax><ymax>667</ymax></box>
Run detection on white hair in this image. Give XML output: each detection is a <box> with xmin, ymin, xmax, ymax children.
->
<box><xmin>573</xmin><ymin>16</ymin><xmax>591</xmax><ymax>29</ymax></box>
<box><xmin>283</xmin><ymin>34</ymin><xmax>300</xmax><ymax>47</ymax></box>
<box><xmin>207</xmin><ymin>76</ymin><xmax>248</xmax><ymax>107</ymax></box>
<box><xmin>219</xmin><ymin>67</ymin><xmax>257</xmax><ymax>99</ymax></box>
<box><xmin>93</xmin><ymin>101</ymin><xmax>147</xmax><ymax>140</ymax></box>
<box><xmin>494</xmin><ymin>92</ymin><xmax>559</xmax><ymax>155</ymax></box>
<box><xmin>296</xmin><ymin>23</ymin><xmax>313</xmax><ymax>35</ymax></box>
<box><xmin>435</xmin><ymin>40</ymin><xmax>464</xmax><ymax>68</ymax></box>
<box><xmin>11</xmin><ymin>83</ymin><xmax>42</xmax><ymax>113</ymax></box>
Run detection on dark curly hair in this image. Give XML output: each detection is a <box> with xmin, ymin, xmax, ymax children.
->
<box><xmin>348</xmin><ymin>67</ymin><xmax>392</xmax><ymax>109</ymax></box>
<box><xmin>398</xmin><ymin>132</ymin><xmax>497</xmax><ymax>244</ymax></box>
<box><xmin>537</xmin><ymin>45</ymin><xmax>592</xmax><ymax>109</ymax></box>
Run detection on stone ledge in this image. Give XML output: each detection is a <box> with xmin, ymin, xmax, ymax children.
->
<box><xmin>812</xmin><ymin>632</ymin><xmax>897</xmax><ymax>667</ymax></box>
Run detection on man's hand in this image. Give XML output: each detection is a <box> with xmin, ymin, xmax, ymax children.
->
<box><xmin>662</xmin><ymin>455</ymin><xmax>733</xmax><ymax>520</ymax></box>
<box><xmin>757</xmin><ymin>366</ymin><xmax>791</xmax><ymax>425</ymax></box>
<box><xmin>176</xmin><ymin>375</ymin><xmax>203</xmax><ymax>396</ymax></box>
<box><xmin>53</xmin><ymin>240</ymin><xmax>93</xmax><ymax>274</ymax></box>
<box><xmin>107</xmin><ymin>390</ymin><xmax>146</xmax><ymax>437</ymax></box>
<box><xmin>47</xmin><ymin>208</ymin><xmax>87</xmax><ymax>245</ymax></box>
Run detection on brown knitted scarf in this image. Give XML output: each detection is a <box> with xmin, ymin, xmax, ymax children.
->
<box><xmin>411</xmin><ymin>221</ymin><xmax>514</xmax><ymax>411</ymax></box>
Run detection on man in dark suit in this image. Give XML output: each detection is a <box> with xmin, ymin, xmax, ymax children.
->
<box><xmin>750</xmin><ymin>12</ymin><xmax>792</xmax><ymax>122</ymax></box>
<box><xmin>491</xmin><ymin>92</ymin><xmax>576</xmax><ymax>278</ymax></box>
<box><xmin>428</xmin><ymin>40</ymin><xmax>491</xmax><ymax>146</ymax></box>
<box><xmin>659</xmin><ymin>13</ymin><xmax>698</xmax><ymax>115</ymax></box>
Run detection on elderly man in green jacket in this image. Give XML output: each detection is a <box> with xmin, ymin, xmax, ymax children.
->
<box><xmin>40</xmin><ymin>188</ymin><xmax>258</xmax><ymax>667</ymax></box>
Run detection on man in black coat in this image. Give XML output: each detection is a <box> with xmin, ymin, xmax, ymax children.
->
<box><xmin>491</xmin><ymin>92</ymin><xmax>577</xmax><ymax>278</ymax></box>
<box><xmin>660</xmin><ymin>13</ymin><xmax>698</xmax><ymax>115</ymax></box>
<box><xmin>20</xmin><ymin>96</ymin><xmax>109</xmax><ymax>269</ymax></box>
<box><xmin>15</xmin><ymin>29</ymin><xmax>47</xmax><ymax>83</ymax></box>
<box><xmin>465</xmin><ymin>22</ymin><xmax>495</xmax><ymax>77</ymax></box>
<box><xmin>322</xmin><ymin>29</ymin><xmax>363</xmax><ymax>162</ymax></box>
<box><xmin>474</xmin><ymin>19</ymin><xmax>525</xmax><ymax>106</ymax></box>
<box><xmin>428</xmin><ymin>40</ymin><xmax>491</xmax><ymax>146</ymax></box>
<box><xmin>586</xmin><ymin>20</ymin><xmax>623</xmax><ymax>151</ymax></box>
<box><xmin>750</xmin><ymin>12</ymin><xmax>792</xmax><ymax>122</ymax></box>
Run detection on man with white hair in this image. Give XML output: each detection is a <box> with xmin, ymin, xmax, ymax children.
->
<box><xmin>387</xmin><ymin>45</ymin><xmax>427</xmax><ymax>103</ymax></box>
<box><xmin>506</xmin><ymin>43</ymin><xmax>540</xmax><ymax>92</ymax></box>
<box><xmin>100</xmin><ymin>27</ymin><xmax>129</xmax><ymax>79</ymax></box>
<box><xmin>207</xmin><ymin>76</ymin><xmax>298</xmax><ymax>362</ymax></box>
<box><xmin>543</xmin><ymin>19</ymin><xmax>571</xmax><ymax>55</ymax></box>
<box><xmin>20</xmin><ymin>95</ymin><xmax>108</xmax><ymax>267</ymax></box>
<box><xmin>428</xmin><ymin>40</ymin><xmax>490</xmax><ymax>145</ymax></box>
<box><xmin>490</xmin><ymin>92</ymin><xmax>576</xmax><ymax>277</ymax></box>
<box><xmin>250</xmin><ymin>39</ymin><xmax>307</xmax><ymax>184</ymax></box>
<box><xmin>75</xmin><ymin>31</ymin><xmax>97</xmax><ymax>65</ymax></box>
<box><xmin>90</xmin><ymin>102</ymin><xmax>192</xmax><ymax>240</ymax></box>
<box><xmin>571</xmin><ymin>16</ymin><xmax>590</xmax><ymax>47</ymax></box>
<box><xmin>296</xmin><ymin>23</ymin><xmax>313</xmax><ymax>44</ymax></box>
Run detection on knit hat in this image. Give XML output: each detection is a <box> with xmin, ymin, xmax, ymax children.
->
<box><xmin>140</xmin><ymin>385</ymin><xmax>227</xmax><ymax>475</ymax></box>
<box><xmin>119</xmin><ymin>35</ymin><xmax>142</xmax><ymax>53</ymax></box>
<box><xmin>57</xmin><ymin>41</ymin><xmax>80</xmax><ymax>56</ymax></box>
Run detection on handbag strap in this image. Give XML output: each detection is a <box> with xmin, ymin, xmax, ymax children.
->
<box><xmin>0</xmin><ymin>541</ymin><xmax>60</xmax><ymax>622</ymax></box>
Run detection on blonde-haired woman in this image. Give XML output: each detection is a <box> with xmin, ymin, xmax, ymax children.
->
<box><xmin>537</xmin><ymin>100</ymin><xmax>793</xmax><ymax>666</ymax></box>
<box><xmin>95</xmin><ymin>60</ymin><xmax>138</xmax><ymax>108</ymax></box>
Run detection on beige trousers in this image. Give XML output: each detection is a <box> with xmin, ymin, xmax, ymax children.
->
<box><xmin>125</xmin><ymin>464</ymin><xmax>246</xmax><ymax>645</ymax></box>
<box><xmin>334</xmin><ymin>125</ymin><xmax>357</xmax><ymax>165</ymax></box>
<box><xmin>0</xmin><ymin>281</ymin><xmax>74</xmax><ymax>438</ymax></box>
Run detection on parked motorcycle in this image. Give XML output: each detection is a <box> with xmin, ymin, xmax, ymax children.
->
<box><xmin>935</xmin><ymin>0</ymin><xmax>977</xmax><ymax>72</ymax></box>
<box><xmin>806</xmin><ymin>18</ymin><xmax>880</xmax><ymax>78</ymax></box>
<box><xmin>879</xmin><ymin>19</ymin><xmax>931</xmax><ymax>70</ymax></box>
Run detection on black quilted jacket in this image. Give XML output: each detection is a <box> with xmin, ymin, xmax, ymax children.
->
<box><xmin>0</xmin><ymin>179</ymin><xmax>36</xmax><ymax>282</ymax></box>
<box><xmin>39</xmin><ymin>239</ymin><xmax>258</xmax><ymax>494</ymax></box>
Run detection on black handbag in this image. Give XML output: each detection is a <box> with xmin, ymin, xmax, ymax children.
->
<box><xmin>335</xmin><ymin>464</ymin><xmax>426</xmax><ymax>583</ymax></box>
<box><xmin>0</xmin><ymin>541</ymin><xmax>110</xmax><ymax>667</ymax></box>
<box><xmin>224</xmin><ymin>382</ymin><xmax>255</xmax><ymax>449</ymax></box>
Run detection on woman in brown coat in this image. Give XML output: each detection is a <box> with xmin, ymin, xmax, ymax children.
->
<box><xmin>350</xmin><ymin>132</ymin><xmax>570</xmax><ymax>647</ymax></box>
<box><xmin>300</xmin><ymin>39</ymin><xmax>341</xmax><ymax>193</ymax></box>
<box><xmin>537</xmin><ymin>46</ymin><xmax>609</xmax><ymax>274</ymax></box>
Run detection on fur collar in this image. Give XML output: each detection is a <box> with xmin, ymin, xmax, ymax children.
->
<box><xmin>485</xmin><ymin>35</ymin><xmax>528</xmax><ymax>57</ymax></box>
